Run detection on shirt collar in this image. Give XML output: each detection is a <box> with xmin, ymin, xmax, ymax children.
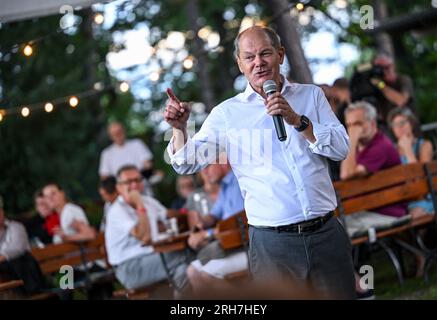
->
<box><xmin>240</xmin><ymin>74</ymin><xmax>297</xmax><ymax>102</ymax></box>
<box><xmin>221</xmin><ymin>170</ymin><xmax>235</xmax><ymax>186</ymax></box>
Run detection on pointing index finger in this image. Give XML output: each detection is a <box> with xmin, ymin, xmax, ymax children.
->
<box><xmin>166</xmin><ymin>88</ymin><xmax>181</xmax><ymax>104</ymax></box>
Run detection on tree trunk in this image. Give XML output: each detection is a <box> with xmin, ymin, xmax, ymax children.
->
<box><xmin>186</xmin><ymin>0</ymin><xmax>216</xmax><ymax>112</ymax></box>
<box><xmin>267</xmin><ymin>0</ymin><xmax>313</xmax><ymax>84</ymax></box>
<box><xmin>372</xmin><ymin>0</ymin><xmax>395</xmax><ymax>60</ymax></box>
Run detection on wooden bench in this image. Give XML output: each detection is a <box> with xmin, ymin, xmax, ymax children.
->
<box><xmin>29</xmin><ymin>232</ymin><xmax>114</xmax><ymax>299</ymax></box>
<box><xmin>333</xmin><ymin>162</ymin><xmax>437</xmax><ymax>284</ymax></box>
<box><xmin>215</xmin><ymin>211</ymin><xmax>251</xmax><ymax>281</ymax></box>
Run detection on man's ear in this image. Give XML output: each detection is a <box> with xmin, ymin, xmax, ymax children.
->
<box><xmin>278</xmin><ymin>47</ymin><xmax>285</xmax><ymax>65</ymax></box>
<box><xmin>236</xmin><ymin>57</ymin><xmax>243</xmax><ymax>74</ymax></box>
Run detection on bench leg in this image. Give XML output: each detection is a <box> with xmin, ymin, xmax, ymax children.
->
<box><xmin>378</xmin><ymin>240</ymin><xmax>404</xmax><ymax>286</ymax></box>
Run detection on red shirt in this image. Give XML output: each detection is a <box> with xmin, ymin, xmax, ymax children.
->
<box><xmin>44</xmin><ymin>211</ymin><xmax>60</xmax><ymax>236</ymax></box>
<box><xmin>356</xmin><ymin>131</ymin><xmax>407</xmax><ymax>217</ymax></box>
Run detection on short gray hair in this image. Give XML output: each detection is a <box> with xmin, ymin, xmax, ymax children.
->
<box><xmin>233</xmin><ymin>26</ymin><xmax>282</xmax><ymax>60</ymax></box>
<box><xmin>345</xmin><ymin>101</ymin><xmax>378</xmax><ymax>122</ymax></box>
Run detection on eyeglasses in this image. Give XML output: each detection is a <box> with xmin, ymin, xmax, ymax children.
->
<box><xmin>390</xmin><ymin>119</ymin><xmax>408</xmax><ymax>128</ymax></box>
<box><xmin>117</xmin><ymin>177</ymin><xmax>144</xmax><ymax>185</ymax></box>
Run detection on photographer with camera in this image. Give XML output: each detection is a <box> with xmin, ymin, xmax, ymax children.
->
<box><xmin>350</xmin><ymin>54</ymin><xmax>415</xmax><ymax>135</ymax></box>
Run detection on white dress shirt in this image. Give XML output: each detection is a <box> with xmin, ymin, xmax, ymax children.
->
<box><xmin>167</xmin><ymin>77</ymin><xmax>349</xmax><ymax>226</ymax></box>
<box><xmin>99</xmin><ymin>139</ymin><xmax>153</xmax><ymax>177</ymax></box>
<box><xmin>105</xmin><ymin>195</ymin><xmax>167</xmax><ymax>266</ymax></box>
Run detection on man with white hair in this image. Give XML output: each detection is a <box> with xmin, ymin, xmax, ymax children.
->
<box><xmin>340</xmin><ymin>101</ymin><xmax>407</xmax><ymax>231</ymax></box>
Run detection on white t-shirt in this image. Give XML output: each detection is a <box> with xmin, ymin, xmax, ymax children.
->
<box><xmin>53</xmin><ymin>203</ymin><xmax>89</xmax><ymax>244</ymax></box>
<box><xmin>105</xmin><ymin>195</ymin><xmax>167</xmax><ymax>266</ymax></box>
<box><xmin>98</xmin><ymin>139</ymin><xmax>153</xmax><ymax>177</ymax></box>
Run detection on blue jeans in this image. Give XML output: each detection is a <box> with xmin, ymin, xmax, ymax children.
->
<box><xmin>249</xmin><ymin>216</ymin><xmax>356</xmax><ymax>299</ymax></box>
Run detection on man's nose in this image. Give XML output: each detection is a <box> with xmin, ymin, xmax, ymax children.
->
<box><xmin>254</xmin><ymin>54</ymin><xmax>265</xmax><ymax>67</ymax></box>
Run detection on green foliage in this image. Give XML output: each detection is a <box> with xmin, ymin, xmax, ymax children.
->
<box><xmin>0</xmin><ymin>13</ymin><xmax>126</xmax><ymax>214</ymax></box>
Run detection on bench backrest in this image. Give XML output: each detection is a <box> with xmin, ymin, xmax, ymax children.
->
<box><xmin>31</xmin><ymin>233</ymin><xmax>107</xmax><ymax>274</ymax></box>
<box><xmin>216</xmin><ymin>211</ymin><xmax>248</xmax><ymax>250</ymax></box>
<box><xmin>333</xmin><ymin>163</ymin><xmax>428</xmax><ymax>216</ymax></box>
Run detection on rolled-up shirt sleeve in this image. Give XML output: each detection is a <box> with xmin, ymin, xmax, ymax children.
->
<box><xmin>307</xmin><ymin>86</ymin><xmax>350</xmax><ymax>161</ymax></box>
<box><xmin>167</xmin><ymin>106</ymin><xmax>227</xmax><ymax>175</ymax></box>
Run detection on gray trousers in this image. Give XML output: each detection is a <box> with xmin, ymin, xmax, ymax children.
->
<box><xmin>249</xmin><ymin>216</ymin><xmax>356</xmax><ymax>299</ymax></box>
<box><xmin>115</xmin><ymin>251</ymin><xmax>189</xmax><ymax>290</ymax></box>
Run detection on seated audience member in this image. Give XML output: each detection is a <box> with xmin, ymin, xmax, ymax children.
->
<box><xmin>185</xmin><ymin>161</ymin><xmax>246</xmax><ymax>295</ymax></box>
<box><xmin>170</xmin><ymin>175</ymin><xmax>196</xmax><ymax>210</ymax></box>
<box><xmin>105</xmin><ymin>165</ymin><xmax>190</xmax><ymax>293</ymax></box>
<box><xmin>185</xmin><ymin>167</ymin><xmax>221</xmax><ymax>228</ymax></box>
<box><xmin>98</xmin><ymin>176</ymin><xmax>118</xmax><ymax>232</ymax></box>
<box><xmin>23</xmin><ymin>190</ymin><xmax>60</xmax><ymax>245</ymax></box>
<box><xmin>0</xmin><ymin>195</ymin><xmax>46</xmax><ymax>296</ymax></box>
<box><xmin>42</xmin><ymin>183</ymin><xmax>96</xmax><ymax>243</ymax></box>
<box><xmin>388</xmin><ymin>107</ymin><xmax>434</xmax><ymax>217</ymax></box>
<box><xmin>0</xmin><ymin>195</ymin><xmax>31</xmax><ymax>264</ymax></box>
<box><xmin>340</xmin><ymin>101</ymin><xmax>409</xmax><ymax>299</ymax></box>
<box><xmin>388</xmin><ymin>107</ymin><xmax>435</xmax><ymax>278</ymax></box>
<box><xmin>340</xmin><ymin>101</ymin><xmax>407</xmax><ymax>225</ymax></box>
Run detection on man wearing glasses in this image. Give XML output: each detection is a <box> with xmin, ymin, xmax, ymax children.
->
<box><xmin>105</xmin><ymin>165</ymin><xmax>190</xmax><ymax>294</ymax></box>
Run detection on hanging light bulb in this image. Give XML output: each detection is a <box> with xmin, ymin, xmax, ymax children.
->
<box><xmin>183</xmin><ymin>56</ymin><xmax>194</xmax><ymax>70</ymax></box>
<box><xmin>44</xmin><ymin>102</ymin><xmax>54</xmax><ymax>112</ymax></box>
<box><xmin>21</xmin><ymin>107</ymin><xmax>30</xmax><ymax>117</ymax></box>
<box><xmin>296</xmin><ymin>3</ymin><xmax>305</xmax><ymax>11</ymax></box>
<box><xmin>119</xmin><ymin>81</ymin><xmax>130</xmax><ymax>93</ymax></box>
<box><xmin>69</xmin><ymin>96</ymin><xmax>79</xmax><ymax>108</ymax></box>
<box><xmin>149</xmin><ymin>72</ymin><xmax>160</xmax><ymax>82</ymax></box>
<box><xmin>23</xmin><ymin>44</ymin><xmax>33</xmax><ymax>57</ymax></box>
<box><xmin>94</xmin><ymin>13</ymin><xmax>104</xmax><ymax>25</ymax></box>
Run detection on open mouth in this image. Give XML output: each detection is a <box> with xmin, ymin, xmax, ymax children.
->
<box><xmin>255</xmin><ymin>70</ymin><xmax>270</xmax><ymax>77</ymax></box>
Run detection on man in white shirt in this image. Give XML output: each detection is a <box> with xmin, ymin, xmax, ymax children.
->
<box><xmin>164</xmin><ymin>26</ymin><xmax>355</xmax><ymax>299</ymax></box>
<box><xmin>99</xmin><ymin>122</ymin><xmax>156</xmax><ymax>196</ymax></box>
<box><xmin>105</xmin><ymin>165</ymin><xmax>189</xmax><ymax>292</ymax></box>
<box><xmin>42</xmin><ymin>183</ymin><xmax>95</xmax><ymax>244</ymax></box>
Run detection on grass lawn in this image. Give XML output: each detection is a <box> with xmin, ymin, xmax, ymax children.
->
<box><xmin>361</xmin><ymin>242</ymin><xmax>437</xmax><ymax>299</ymax></box>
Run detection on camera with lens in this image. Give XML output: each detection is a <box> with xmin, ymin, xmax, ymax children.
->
<box><xmin>349</xmin><ymin>63</ymin><xmax>385</xmax><ymax>104</ymax></box>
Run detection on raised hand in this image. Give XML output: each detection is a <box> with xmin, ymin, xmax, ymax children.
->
<box><xmin>164</xmin><ymin>88</ymin><xmax>190</xmax><ymax>130</ymax></box>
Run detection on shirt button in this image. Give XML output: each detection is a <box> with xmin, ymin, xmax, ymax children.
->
<box><xmin>300</xmin><ymin>188</ymin><xmax>304</xmax><ymax>192</ymax></box>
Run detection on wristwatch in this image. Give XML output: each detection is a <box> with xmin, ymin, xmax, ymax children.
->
<box><xmin>294</xmin><ymin>115</ymin><xmax>310</xmax><ymax>132</ymax></box>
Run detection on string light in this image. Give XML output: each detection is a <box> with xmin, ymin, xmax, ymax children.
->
<box><xmin>119</xmin><ymin>81</ymin><xmax>130</xmax><ymax>92</ymax></box>
<box><xmin>149</xmin><ymin>72</ymin><xmax>160</xmax><ymax>82</ymax></box>
<box><xmin>94</xmin><ymin>13</ymin><xmax>104</xmax><ymax>25</ymax></box>
<box><xmin>23</xmin><ymin>44</ymin><xmax>33</xmax><ymax>57</ymax></box>
<box><xmin>44</xmin><ymin>102</ymin><xmax>54</xmax><ymax>112</ymax></box>
<box><xmin>21</xmin><ymin>107</ymin><xmax>30</xmax><ymax>117</ymax></box>
<box><xmin>296</xmin><ymin>3</ymin><xmax>305</xmax><ymax>11</ymax></box>
<box><xmin>69</xmin><ymin>96</ymin><xmax>79</xmax><ymax>108</ymax></box>
<box><xmin>0</xmin><ymin>112</ymin><xmax>3</xmax><ymax>122</ymax></box>
<box><xmin>183</xmin><ymin>56</ymin><xmax>194</xmax><ymax>70</ymax></box>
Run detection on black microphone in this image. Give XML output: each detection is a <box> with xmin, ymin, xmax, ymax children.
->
<box><xmin>263</xmin><ymin>80</ymin><xmax>287</xmax><ymax>142</ymax></box>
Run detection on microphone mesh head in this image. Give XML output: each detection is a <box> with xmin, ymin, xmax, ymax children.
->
<box><xmin>263</xmin><ymin>80</ymin><xmax>277</xmax><ymax>95</ymax></box>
